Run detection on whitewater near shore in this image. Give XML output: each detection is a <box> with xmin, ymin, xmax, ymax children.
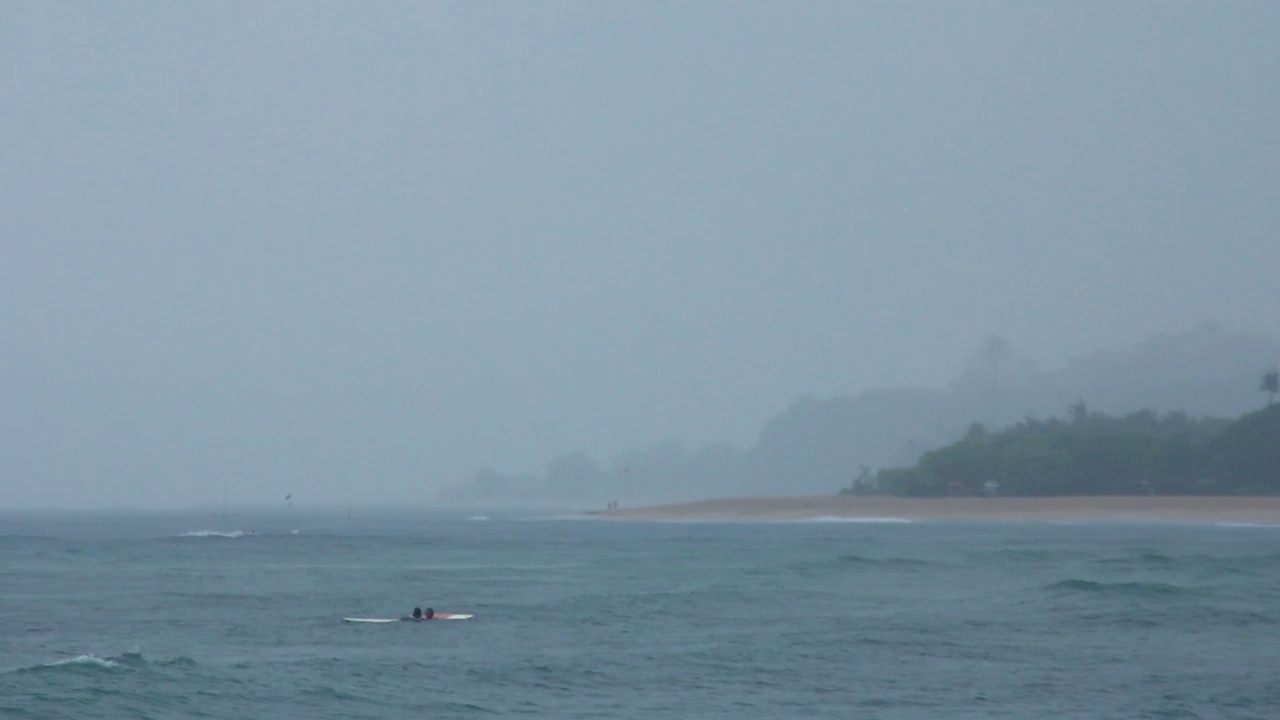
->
<box><xmin>592</xmin><ymin>495</ymin><xmax>1280</xmax><ymax>524</ymax></box>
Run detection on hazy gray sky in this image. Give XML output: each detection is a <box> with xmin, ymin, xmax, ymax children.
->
<box><xmin>3</xmin><ymin>1</ymin><xmax>1278</xmax><ymax>508</ymax></box>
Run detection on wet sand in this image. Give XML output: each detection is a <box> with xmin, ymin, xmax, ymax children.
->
<box><xmin>592</xmin><ymin>495</ymin><xmax>1280</xmax><ymax>524</ymax></box>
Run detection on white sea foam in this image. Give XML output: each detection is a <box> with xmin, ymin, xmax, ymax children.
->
<box><xmin>804</xmin><ymin>516</ymin><xmax>913</xmax><ymax>524</ymax></box>
<box><xmin>1211</xmin><ymin>522</ymin><xmax>1276</xmax><ymax>529</ymax></box>
<box><xmin>48</xmin><ymin>654</ymin><xmax>119</xmax><ymax>669</ymax></box>
<box><xmin>180</xmin><ymin>530</ymin><xmax>245</xmax><ymax>538</ymax></box>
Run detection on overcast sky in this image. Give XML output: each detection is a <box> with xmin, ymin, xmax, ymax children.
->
<box><xmin>2</xmin><ymin>1</ymin><xmax>1278</xmax><ymax>508</ymax></box>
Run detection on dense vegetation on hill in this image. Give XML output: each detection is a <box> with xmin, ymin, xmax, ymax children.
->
<box><xmin>846</xmin><ymin>402</ymin><xmax>1280</xmax><ymax>497</ymax></box>
<box><xmin>736</xmin><ymin>325</ymin><xmax>1280</xmax><ymax>496</ymax></box>
<box><xmin>438</xmin><ymin>327</ymin><xmax>1280</xmax><ymax>505</ymax></box>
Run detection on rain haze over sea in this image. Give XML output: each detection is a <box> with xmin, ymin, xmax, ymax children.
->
<box><xmin>3</xmin><ymin>511</ymin><xmax>1279</xmax><ymax>719</ymax></box>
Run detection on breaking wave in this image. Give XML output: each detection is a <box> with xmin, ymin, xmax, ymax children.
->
<box><xmin>8</xmin><ymin>651</ymin><xmax>197</xmax><ymax>676</ymax></box>
<box><xmin>44</xmin><ymin>654</ymin><xmax>120</xmax><ymax>670</ymax></box>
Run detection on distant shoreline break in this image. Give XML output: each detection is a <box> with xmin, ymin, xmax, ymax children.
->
<box><xmin>590</xmin><ymin>495</ymin><xmax>1280</xmax><ymax>524</ymax></box>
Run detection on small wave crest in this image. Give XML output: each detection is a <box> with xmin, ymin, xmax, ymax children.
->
<box><xmin>10</xmin><ymin>651</ymin><xmax>195</xmax><ymax>676</ymax></box>
<box><xmin>836</xmin><ymin>554</ymin><xmax>931</xmax><ymax>568</ymax></box>
<box><xmin>985</xmin><ymin>548</ymin><xmax>1083</xmax><ymax>564</ymax></box>
<box><xmin>1047</xmin><ymin>578</ymin><xmax>1189</xmax><ymax>597</ymax></box>
<box><xmin>179</xmin><ymin>530</ymin><xmax>245</xmax><ymax>538</ymax></box>
<box><xmin>1093</xmin><ymin>552</ymin><xmax>1175</xmax><ymax>567</ymax></box>
<box><xmin>302</xmin><ymin>684</ymin><xmax>370</xmax><ymax>702</ymax></box>
<box><xmin>785</xmin><ymin>553</ymin><xmax>933</xmax><ymax>577</ymax></box>
<box><xmin>49</xmin><ymin>654</ymin><xmax>120</xmax><ymax>669</ymax></box>
<box><xmin>11</xmin><ymin>655</ymin><xmax>121</xmax><ymax>675</ymax></box>
<box><xmin>1212</xmin><ymin>522</ymin><xmax>1275</xmax><ymax>529</ymax></box>
<box><xmin>804</xmin><ymin>516</ymin><xmax>912</xmax><ymax>524</ymax></box>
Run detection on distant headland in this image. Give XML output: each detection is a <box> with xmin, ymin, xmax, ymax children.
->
<box><xmin>439</xmin><ymin>329</ymin><xmax>1280</xmax><ymax>509</ymax></box>
<box><xmin>591</xmin><ymin>399</ymin><xmax>1280</xmax><ymax>521</ymax></box>
<box><xmin>592</xmin><ymin>495</ymin><xmax>1280</xmax><ymax>524</ymax></box>
<box><xmin>841</xmin><ymin>401</ymin><xmax>1280</xmax><ymax>499</ymax></box>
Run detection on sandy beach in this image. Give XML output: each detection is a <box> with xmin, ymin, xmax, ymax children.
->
<box><xmin>594</xmin><ymin>495</ymin><xmax>1280</xmax><ymax>524</ymax></box>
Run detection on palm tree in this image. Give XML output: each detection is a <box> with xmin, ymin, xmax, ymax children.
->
<box><xmin>1262</xmin><ymin>368</ymin><xmax>1279</xmax><ymax>407</ymax></box>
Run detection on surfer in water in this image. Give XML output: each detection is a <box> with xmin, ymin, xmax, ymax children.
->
<box><xmin>410</xmin><ymin>607</ymin><xmax>435</xmax><ymax>620</ymax></box>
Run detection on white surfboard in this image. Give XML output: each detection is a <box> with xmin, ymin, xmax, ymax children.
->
<box><xmin>342</xmin><ymin>614</ymin><xmax>474</xmax><ymax>623</ymax></box>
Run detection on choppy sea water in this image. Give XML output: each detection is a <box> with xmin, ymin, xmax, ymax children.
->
<box><xmin>2</xmin><ymin>510</ymin><xmax>1278</xmax><ymax>719</ymax></box>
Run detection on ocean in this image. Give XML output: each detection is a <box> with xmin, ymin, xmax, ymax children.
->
<box><xmin>2</xmin><ymin>510</ymin><xmax>1278</xmax><ymax>719</ymax></box>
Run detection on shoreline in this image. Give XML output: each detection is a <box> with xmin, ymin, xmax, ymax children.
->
<box><xmin>590</xmin><ymin>495</ymin><xmax>1280</xmax><ymax>524</ymax></box>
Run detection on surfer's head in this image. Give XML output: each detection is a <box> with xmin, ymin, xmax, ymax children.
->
<box><xmin>425</xmin><ymin>607</ymin><xmax>434</xmax><ymax>620</ymax></box>
<box><xmin>412</xmin><ymin>607</ymin><xmax>422</xmax><ymax>619</ymax></box>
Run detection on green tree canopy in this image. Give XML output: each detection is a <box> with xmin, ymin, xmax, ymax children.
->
<box><xmin>849</xmin><ymin>404</ymin><xmax>1279</xmax><ymax>497</ymax></box>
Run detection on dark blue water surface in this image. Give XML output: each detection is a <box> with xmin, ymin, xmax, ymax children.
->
<box><xmin>2</xmin><ymin>510</ymin><xmax>1279</xmax><ymax>719</ymax></box>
